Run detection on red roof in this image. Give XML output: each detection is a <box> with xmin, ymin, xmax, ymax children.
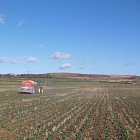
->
<box><xmin>22</xmin><ymin>80</ymin><xmax>36</xmax><ymax>87</ymax></box>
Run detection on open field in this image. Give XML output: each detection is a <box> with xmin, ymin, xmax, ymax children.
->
<box><xmin>0</xmin><ymin>78</ymin><xmax>140</xmax><ymax>140</ymax></box>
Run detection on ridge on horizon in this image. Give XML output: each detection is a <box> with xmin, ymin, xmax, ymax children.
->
<box><xmin>0</xmin><ymin>72</ymin><xmax>136</xmax><ymax>77</ymax></box>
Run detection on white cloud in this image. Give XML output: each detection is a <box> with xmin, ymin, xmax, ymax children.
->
<box><xmin>25</xmin><ymin>56</ymin><xmax>38</xmax><ymax>63</ymax></box>
<box><xmin>59</xmin><ymin>63</ymin><xmax>72</xmax><ymax>69</ymax></box>
<box><xmin>51</xmin><ymin>52</ymin><xmax>72</xmax><ymax>61</ymax></box>
<box><xmin>17</xmin><ymin>20</ymin><xmax>27</xmax><ymax>28</ymax></box>
<box><xmin>0</xmin><ymin>14</ymin><xmax>5</xmax><ymax>25</ymax></box>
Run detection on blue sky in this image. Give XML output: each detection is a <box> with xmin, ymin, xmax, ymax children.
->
<box><xmin>0</xmin><ymin>0</ymin><xmax>140</xmax><ymax>75</ymax></box>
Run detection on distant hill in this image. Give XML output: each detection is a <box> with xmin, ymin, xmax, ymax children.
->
<box><xmin>0</xmin><ymin>72</ymin><xmax>139</xmax><ymax>84</ymax></box>
<box><xmin>46</xmin><ymin>73</ymin><xmax>137</xmax><ymax>84</ymax></box>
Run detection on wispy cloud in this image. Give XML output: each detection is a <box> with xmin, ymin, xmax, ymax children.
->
<box><xmin>80</xmin><ymin>64</ymin><xmax>86</xmax><ymax>69</ymax></box>
<box><xmin>17</xmin><ymin>20</ymin><xmax>27</xmax><ymax>28</ymax></box>
<box><xmin>0</xmin><ymin>57</ymin><xmax>22</xmax><ymax>64</ymax></box>
<box><xmin>0</xmin><ymin>14</ymin><xmax>5</xmax><ymax>25</ymax></box>
<box><xmin>25</xmin><ymin>56</ymin><xmax>38</xmax><ymax>63</ymax></box>
<box><xmin>37</xmin><ymin>44</ymin><xmax>45</xmax><ymax>48</ymax></box>
<box><xmin>0</xmin><ymin>57</ymin><xmax>7</xmax><ymax>63</ymax></box>
<box><xmin>59</xmin><ymin>63</ymin><xmax>72</xmax><ymax>69</ymax></box>
<box><xmin>125</xmin><ymin>62</ymin><xmax>134</xmax><ymax>66</ymax></box>
<box><xmin>51</xmin><ymin>52</ymin><xmax>72</xmax><ymax>61</ymax></box>
<box><xmin>7</xmin><ymin>58</ymin><xmax>20</xmax><ymax>64</ymax></box>
<box><xmin>0</xmin><ymin>56</ymin><xmax>38</xmax><ymax>64</ymax></box>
